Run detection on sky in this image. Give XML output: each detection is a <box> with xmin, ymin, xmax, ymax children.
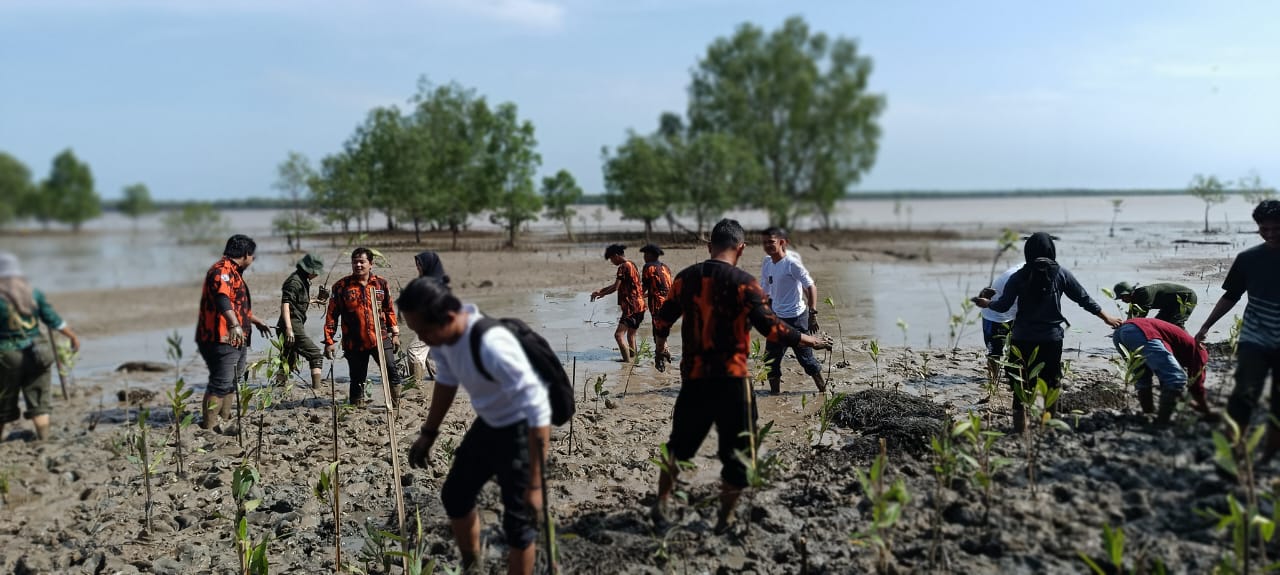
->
<box><xmin>1</xmin><ymin>0</ymin><xmax>1278</xmax><ymax>201</ymax></box>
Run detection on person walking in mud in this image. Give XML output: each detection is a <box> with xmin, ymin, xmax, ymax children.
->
<box><xmin>400</xmin><ymin>277</ymin><xmax>550</xmax><ymax>575</ymax></box>
<box><xmin>978</xmin><ymin>264</ymin><xmax>1020</xmax><ymax>386</ymax></box>
<box><xmin>1113</xmin><ymin>317</ymin><xmax>1212</xmax><ymax>423</ymax></box>
<box><xmin>590</xmin><ymin>244</ymin><xmax>645</xmax><ymax>362</ymax></box>
<box><xmin>640</xmin><ymin>243</ymin><xmax>673</xmax><ymax>370</ymax></box>
<box><xmin>196</xmin><ymin>235</ymin><xmax>273</xmax><ymax>430</ymax></box>
<box><xmin>322</xmin><ymin>247</ymin><xmax>402</xmax><ymax>407</ymax></box>
<box><xmin>974</xmin><ymin>232</ymin><xmax>1123</xmax><ymax>432</ymax></box>
<box><xmin>277</xmin><ymin>253</ymin><xmax>325</xmax><ymax>388</ymax></box>
<box><xmin>1112</xmin><ymin>281</ymin><xmax>1198</xmax><ymax>329</ymax></box>
<box><xmin>1194</xmin><ymin>200</ymin><xmax>1280</xmax><ymax>454</ymax></box>
<box><xmin>0</xmin><ymin>252</ymin><xmax>80</xmax><ymax>440</ymax></box>
<box><xmin>759</xmin><ymin>227</ymin><xmax>826</xmax><ymax>394</ymax></box>
<box><xmin>650</xmin><ymin>219</ymin><xmax>829</xmax><ymax>533</ymax></box>
<box><xmin>405</xmin><ymin>251</ymin><xmax>450</xmax><ymax>384</ymax></box>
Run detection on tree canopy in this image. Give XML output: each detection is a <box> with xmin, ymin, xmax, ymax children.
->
<box><xmin>43</xmin><ymin>149</ymin><xmax>101</xmax><ymax>232</ymax></box>
<box><xmin>0</xmin><ymin>152</ymin><xmax>33</xmax><ymax>227</ymax></box>
<box><xmin>541</xmin><ymin>169</ymin><xmax>584</xmax><ymax>241</ymax></box>
<box><xmin>119</xmin><ymin>183</ymin><xmax>155</xmax><ymax>222</ymax></box>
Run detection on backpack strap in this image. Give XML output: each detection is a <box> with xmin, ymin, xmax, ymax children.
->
<box><xmin>468</xmin><ymin>317</ymin><xmax>501</xmax><ymax>382</ymax></box>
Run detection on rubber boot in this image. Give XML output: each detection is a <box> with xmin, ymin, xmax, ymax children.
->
<box><xmin>310</xmin><ymin>369</ymin><xmax>323</xmax><ymax>389</ymax></box>
<box><xmin>768</xmin><ymin>377</ymin><xmax>781</xmax><ymax>395</ymax></box>
<box><xmin>350</xmin><ymin>382</ymin><xmax>366</xmax><ymax>406</ymax></box>
<box><xmin>811</xmin><ymin>372</ymin><xmax>827</xmax><ymax>393</ymax></box>
<box><xmin>389</xmin><ymin>384</ymin><xmax>401</xmax><ymax>409</ymax></box>
<box><xmin>200</xmin><ymin>395</ymin><xmax>220</xmax><ymax>430</ymax></box>
<box><xmin>1137</xmin><ymin>387</ymin><xmax>1156</xmax><ymax>415</ymax></box>
<box><xmin>1012</xmin><ymin>400</ymin><xmax>1026</xmax><ymax>434</ymax></box>
<box><xmin>1154</xmin><ymin>389</ymin><xmax>1181</xmax><ymax>425</ymax></box>
<box><xmin>32</xmin><ymin>415</ymin><xmax>50</xmax><ymax>441</ymax></box>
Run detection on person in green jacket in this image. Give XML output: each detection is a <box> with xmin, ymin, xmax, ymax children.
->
<box><xmin>1113</xmin><ymin>281</ymin><xmax>1198</xmax><ymax>329</ymax></box>
<box><xmin>0</xmin><ymin>252</ymin><xmax>80</xmax><ymax>440</ymax></box>
<box><xmin>278</xmin><ymin>254</ymin><xmax>325</xmax><ymax>388</ymax></box>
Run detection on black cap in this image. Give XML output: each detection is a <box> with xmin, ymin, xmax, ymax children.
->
<box><xmin>640</xmin><ymin>243</ymin><xmax>664</xmax><ymax>256</ymax></box>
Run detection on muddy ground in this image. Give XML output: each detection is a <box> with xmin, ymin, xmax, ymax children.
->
<box><xmin>0</xmin><ymin>228</ymin><xmax>1264</xmax><ymax>574</ymax></box>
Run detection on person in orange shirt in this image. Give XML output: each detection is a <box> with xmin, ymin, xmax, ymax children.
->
<box><xmin>590</xmin><ymin>244</ymin><xmax>645</xmax><ymax>362</ymax></box>
<box><xmin>640</xmin><ymin>243</ymin><xmax>673</xmax><ymax>370</ymax></box>
<box><xmin>196</xmin><ymin>235</ymin><xmax>272</xmax><ymax>430</ymax></box>
<box><xmin>324</xmin><ymin>247</ymin><xmax>402</xmax><ymax>406</ymax></box>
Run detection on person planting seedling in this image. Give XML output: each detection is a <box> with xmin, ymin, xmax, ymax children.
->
<box><xmin>399</xmin><ymin>277</ymin><xmax>553</xmax><ymax>575</ymax></box>
<box><xmin>1112</xmin><ymin>281</ymin><xmax>1198</xmax><ymax>329</ymax></box>
<box><xmin>1112</xmin><ymin>317</ymin><xmax>1213</xmax><ymax>423</ymax></box>
<box><xmin>649</xmin><ymin>218</ymin><xmax>829</xmax><ymax>534</ymax></box>
<box><xmin>1195</xmin><ymin>199</ymin><xmax>1280</xmax><ymax>456</ymax></box>
<box><xmin>974</xmin><ymin>232</ymin><xmax>1122</xmax><ymax>432</ymax></box>
<box><xmin>323</xmin><ymin>247</ymin><xmax>402</xmax><ymax>407</ymax></box>
<box><xmin>277</xmin><ymin>253</ymin><xmax>325</xmax><ymax>388</ymax></box>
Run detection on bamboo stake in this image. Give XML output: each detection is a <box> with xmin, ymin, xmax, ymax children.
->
<box><xmin>368</xmin><ymin>285</ymin><xmax>407</xmax><ymax>567</ymax></box>
<box><xmin>328</xmin><ymin>362</ymin><xmax>341</xmax><ymax>572</ymax></box>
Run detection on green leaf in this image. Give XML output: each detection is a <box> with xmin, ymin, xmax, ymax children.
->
<box><xmin>245</xmin><ymin>499</ymin><xmax>261</xmax><ymax>513</ymax></box>
<box><xmin>1078</xmin><ymin>552</ymin><xmax>1107</xmax><ymax>575</ymax></box>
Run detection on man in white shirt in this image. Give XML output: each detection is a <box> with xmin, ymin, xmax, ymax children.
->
<box><xmin>399</xmin><ymin>277</ymin><xmax>550</xmax><ymax>575</ymax></box>
<box><xmin>760</xmin><ymin>227</ymin><xmax>825</xmax><ymax>394</ymax></box>
<box><xmin>978</xmin><ymin>264</ymin><xmax>1021</xmax><ymax>384</ymax></box>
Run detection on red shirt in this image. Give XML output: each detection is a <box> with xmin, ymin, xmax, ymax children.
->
<box><xmin>652</xmin><ymin>259</ymin><xmax>799</xmax><ymax>380</ymax></box>
<box><xmin>196</xmin><ymin>257</ymin><xmax>253</xmax><ymax>345</ymax></box>
<box><xmin>323</xmin><ymin>274</ymin><xmax>397</xmax><ymax>351</ymax></box>
<box><xmin>616</xmin><ymin>260</ymin><xmax>646</xmax><ymax>317</ymax></box>
<box><xmin>643</xmin><ymin>261</ymin><xmax>673</xmax><ymax>312</ymax></box>
<box><xmin>1124</xmin><ymin>318</ymin><xmax>1208</xmax><ymax>393</ymax></box>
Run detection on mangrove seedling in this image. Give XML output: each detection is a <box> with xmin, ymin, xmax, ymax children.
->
<box><xmin>988</xmin><ymin>228</ymin><xmax>1020</xmax><ymax>285</ymax></box>
<box><xmin>866</xmin><ymin>339</ymin><xmax>882</xmax><ymax>385</ymax></box>
<box><xmin>312</xmin><ymin>461</ymin><xmax>341</xmax><ymax>568</ymax></box>
<box><xmin>955</xmin><ymin>413</ymin><xmax>1013</xmax><ymax>524</ymax></box>
<box><xmin>896</xmin><ymin>318</ymin><xmax>910</xmax><ymax>349</ymax></box>
<box><xmin>1109</xmin><ymin>199</ymin><xmax>1124</xmax><ymax>238</ymax></box>
<box><xmin>1078</xmin><ymin>523</ymin><xmax>1126</xmax><ymax>575</ymax></box>
<box><xmin>928</xmin><ymin>419</ymin><xmax>963</xmax><ymax>568</ymax></box>
<box><xmin>164</xmin><ymin>331</ymin><xmax>194</xmax><ymax>478</ymax></box>
<box><xmin>822</xmin><ymin>296</ymin><xmax>849</xmax><ymax>365</ymax></box>
<box><xmin>591</xmin><ymin>374</ymin><xmax>609</xmax><ymax>413</ymax></box>
<box><xmin>650</xmin><ymin>443</ymin><xmax>697</xmax><ymax>505</ymax></box>
<box><xmin>621</xmin><ymin>339</ymin><xmax>653</xmax><ymax>397</ymax></box>
<box><xmin>1018</xmin><ymin>374</ymin><xmax>1071</xmax><ymax>493</ymax></box>
<box><xmin>125</xmin><ymin>408</ymin><xmax>162</xmax><ymax>535</ymax></box>
<box><xmin>815</xmin><ymin>392</ymin><xmax>846</xmax><ymax>448</ymax></box>
<box><xmin>232</xmin><ymin>461</ymin><xmax>268</xmax><ymax>575</ymax></box>
<box><xmin>353</xmin><ymin>519</ymin><xmax>398</xmax><ymax>575</ymax></box>
<box><xmin>851</xmin><ymin>439</ymin><xmax>910</xmax><ymax>574</ymax></box>
<box><xmin>386</xmin><ymin>509</ymin><xmax>439</xmax><ymax>575</ymax></box>
<box><xmin>1199</xmin><ymin>415</ymin><xmax>1275</xmax><ymax>574</ymax></box>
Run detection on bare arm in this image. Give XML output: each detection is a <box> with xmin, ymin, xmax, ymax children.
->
<box><xmin>280</xmin><ymin>303</ymin><xmax>293</xmax><ymax>341</ymax></box>
<box><xmin>1195</xmin><ymin>296</ymin><xmax>1240</xmax><ymax>343</ymax></box>
<box><xmin>804</xmin><ymin>284</ymin><xmax>817</xmax><ymax>312</ymax></box>
<box><xmin>591</xmin><ymin>279</ymin><xmax>621</xmax><ymax>301</ymax></box>
<box><xmin>408</xmin><ymin>384</ymin><xmax>459</xmax><ymax>468</ymax></box>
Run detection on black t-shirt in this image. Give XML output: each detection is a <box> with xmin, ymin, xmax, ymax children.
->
<box><xmin>1222</xmin><ymin>244</ymin><xmax>1280</xmax><ymax>349</ymax></box>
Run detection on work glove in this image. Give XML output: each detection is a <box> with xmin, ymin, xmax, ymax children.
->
<box><xmin>808</xmin><ymin>309</ymin><xmax>820</xmax><ymax>334</ymax></box>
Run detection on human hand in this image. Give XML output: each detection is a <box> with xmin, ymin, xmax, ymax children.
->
<box><xmin>800</xmin><ymin>334</ymin><xmax>833</xmax><ymax>351</ymax></box>
<box><xmin>972</xmin><ymin>297</ymin><xmax>991</xmax><ymax>309</ymax></box>
<box><xmin>253</xmin><ymin>320</ymin><xmax>272</xmax><ymax>339</ymax></box>
<box><xmin>808</xmin><ymin>309</ymin><xmax>820</xmax><ymax>334</ymax></box>
<box><xmin>284</xmin><ymin>328</ymin><xmax>295</xmax><ymax>346</ymax></box>
<box><xmin>408</xmin><ymin>432</ymin><xmax>436</xmax><ymax>469</ymax></box>
<box><xmin>590</xmin><ymin>291</ymin><xmax>599</xmax><ymax>302</ymax></box>
<box><xmin>391</xmin><ymin>334</ymin><xmax>401</xmax><ymax>353</ymax></box>
<box><xmin>227</xmin><ymin>325</ymin><xmax>246</xmax><ymax>347</ymax></box>
<box><xmin>1194</xmin><ymin>329</ymin><xmax>1208</xmax><ymax>344</ymax></box>
<box><xmin>1102</xmin><ymin>314</ymin><xmax>1123</xmax><ymax>329</ymax></box>
<box><xmin>65</xmin><ymin>331</ymin><xmax>81</xmax><ymax>353</ymax></box>
<box><xmin>525</xmin><ymin>485</ymin><xmax>544</xmax><ymax>520</ymax></box>
<box><xmin>978</xmin><ymin>287</ymin><xmax>996</xmax><ymax>299</ymax></box>
<box><xmin>324</xmin><ymin>344</ymin><xmax>335</xmax><ymax>359</ymax></box>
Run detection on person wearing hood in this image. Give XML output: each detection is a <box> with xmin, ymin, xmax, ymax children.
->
<box><xmin>278</xmin><ymin>253</ymin><xmax>325</xmax><ymax>388</ymax></box>
<box><xmin>975</xmin><ymin>232</ymin><xmax>1123</xmax><ymax>431</ymax></box>
<box><xmin>406</xmin><ymin>251</ymin><xmax>450</xmax><ymax>383</ymax></box>
<box><xmin>0</xmin><ymin>252</ymin><xmax>80</xmax><ymax>440</ymax></box>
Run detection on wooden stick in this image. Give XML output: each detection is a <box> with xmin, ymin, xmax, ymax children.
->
<box><xmin>328</xmin><ymin>362</ymin><xmax>341</xmax><ymax>571</ymax></box>
<box><xmin>368</xmin><ymin>285</ymin><xmax>407</xmax><ymax>568</ymax></box>
<box><xmin>45</xmin><ymin>326</ymin><xmax>69</xmax><ymax>400</ymax></box>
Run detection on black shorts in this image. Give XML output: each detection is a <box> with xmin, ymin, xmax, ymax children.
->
<box><xmin>441</xmin><ymin>418</ymin><xmax>536</xmax><ymax>549</ymax></box>
<box><xmin>198</xmin><ymin>342</ymin><xmax>247</xmax><ymax>397</ymax></box>
<box><xmin>620</xmin><ymin>311</ymin><xmax>645</xmax><ymax>330</ymax></box>
<box><xmin>667</xmin><ymin>377</ymin><xmax>757</xmax><ymax>488</ymax></box>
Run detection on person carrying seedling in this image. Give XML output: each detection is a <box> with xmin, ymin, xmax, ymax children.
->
<box><xmin>277</xmin><ymin>253</ymin><xmax>325</xmax><ymax>388</ymax></box>
<box><xmin>1112</xmin><ymin>281</ymin><xmax>1198</xmax><ymax>329</ymax></box>
<box><xmin>639</xmin><ymin>243</ymin><xmax>673</xmax><ymax>371</ymax></box>
<box><xmin>1113</xmin><ymin>317</ymin><xmax>1212</xmax><ymax>423</ymax></box>
<box><xmin>0</xmin><ymin>252</ymin><xmax>80</xmax><ymax>440</ymax></box>
<box><xmin>974</xmin><ymin>232</ymin><xmax>1123</xmax><ymax>432</ymax></box>
<box><xmin>404</xmin><ymin>251</ymin><xmax>450</xmax><ymax>384</ymax></box>
<box><xmin>323</xmin><ymin>247</ymin><xmax>402</xmax><ymax>407</ymax></box>
<box><xmin>590</xmin><ymin>244</ymin><xmax>645</xmax><ymax>362</ymax></box>
<box><xmin>759</xmin><ymin>226</ymin><xmax>825</xmax><ymax>394</ymax></box>
<box><xmin>196</xmin><ymin>235</ymin><xmax>274</xmax><ymax>430</ymax></box>
<box><xmin>400</xmin><ymin>277</ymin><xmax>550</xmax><ymax>575</ymax></box>
<box><xmin>1194</xmin><ymin>200</ymin><xmax>1280</xmax><ymax>456</ymax></box>
<box><xmin>978</xmin><ymin>264</ymin><xmax>1021</xmax><ymax>385</ymax></box>
<box><xmin>650</xmin><ymin>218</ymin><xmax>830</xmax><ymax>534</ymax></box>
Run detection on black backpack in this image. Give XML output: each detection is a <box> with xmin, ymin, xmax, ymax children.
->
<box><xmin>469</xmin><ymin>317</ymin><xmax>576</xmax><ymax>426</ymax></box>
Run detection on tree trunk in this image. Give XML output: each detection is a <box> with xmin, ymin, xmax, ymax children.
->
<box><xmin>564</xmin><ymin>218</ymin><xmax>575</xmax><ymax>242</ymax></box>
<box><xmin>451</xmin><ymin>225</ymin><xmax>460</xmax><ymax>251</ymax></box>
<box><xmin>507</xmin><ymin>223</ymin><xmax>517</xmax><ymax>248</ymax></box>
<box><xmin>1204</xmin><ymin>204</ymin><xmax>1210</xmax><ymax>234</ymax></box>
<box><xmin>413</xmin><ymin>218</ymin><xmax>422</xmax><ymax>244</ymax></box>
<box><xmin>385</xmin><ymin>212</ymin><xmax>394</xmax><ymax>231</ymax></box>
<box><xmin>644</xmin><ymin>219</ymin><xmax>653</xmax><ymax>243</ymax></box>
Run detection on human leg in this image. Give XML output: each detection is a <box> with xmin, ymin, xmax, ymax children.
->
<box><xmin>613</xmin><ymin>323</ymin><xmax>631</xmax><ymax>363</ymax></box>
<box><xmin>788</xmin><ymin>315</ymin><xmax>825</xmax><ymax>391</ymax></box>
<box><xmin>442</xmin><ymin>419</ymin><xmax>498</xmax><ymax>570</ymax></box>
<box><xmin>198</xmin><ymin>342</ymin><xmax>240</xmax><ymax>429</ymax></box>
<box><xmin>493</xmin><ymin>422</ymin><xmax>536</xmax><ymax>575</ymax></box>
<box><xmin>656</xmin><ymin>383</ymin><xmax>714</xmax><ymax>521</ymax></box>
<box><xmin>20</xmin><ymin>343</ymin><xmax>55</xmax><ymax>440</ymax></box>
<box><xmin>714</xmin><ymin>378</ymin><xmax>756</xmax><ymax>531</ymax></box>
<box><xmin>346</xmin><ymin>349</ymin><xmax>372</xmax><ymax>404</ymax></box>
<box><xmin>1228</xmin><ymin>343</ymin><xmax>1272</xmax><ymax>432</ymax></box>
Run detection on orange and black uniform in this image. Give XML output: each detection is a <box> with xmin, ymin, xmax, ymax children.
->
<box><xmin>651</xmin><ymin>259</ymin><xmax>799</xmax><ymax>487</ymax></box>
<box><xmin>642</xmin><ymin>261</ymin><xmax>673</xmax><ymax>314</ymax></box>
<box><xmin>616</xmin><ymin>260</ymin><xmax>646</xmax><ymax>329</ymax></box>
<box><xmin>323</xmin><ymin>274</ymin><xmax>402</xmax><ymax>402</ymax></box>
<box><xmin>196</xmin><ymin>257</ymin><xmax>254</xmax><ymax>396</ymax></box>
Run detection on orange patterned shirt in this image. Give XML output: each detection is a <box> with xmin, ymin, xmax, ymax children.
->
<box><xmin>323</xmin><ymin>274</ymin><xmax>397</xmax><ymax>352</ymax></box>
<box><xmin>196</xmin><ymin>257</ymin><xmax>253</xmax><ymax>345</ymax></box>
<box><xmin>652</xmin><ymin>259</ymin><xmax>799</xmax><ymax>380</ymax></box>
<box><xmin>616</xmin><ymin>260</ymin><xmax>646</xmax><ymax>317</ymax></box>
<box><xmin>643</xmin><ymin>261</ymin><xmax>673</xmax><ymax>313</ymax></box>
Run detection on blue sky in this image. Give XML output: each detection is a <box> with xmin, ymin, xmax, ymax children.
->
<box><xmin>1</xmin><ymin>0</ymin><xmax>1277</xmax><ymax>201</ymax></box>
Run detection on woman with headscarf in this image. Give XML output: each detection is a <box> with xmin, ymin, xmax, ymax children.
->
<box><xmin>975</xmin><ymin>233</ymin><xmax>1122</xmax><ymax>431</ymax></box>
<box><xmin>0</xmin><ymin>252</ymin><xmax>80</xmax><ymax>440</ymax></box>
<box><xmin>406</xmin><ymin>251</ymin><xmax>450</xmax><ymax>382</ymax></box>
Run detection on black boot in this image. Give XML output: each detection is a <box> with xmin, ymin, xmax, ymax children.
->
<box><xmin>350</xmin><ymin>382</ymin><xmax>367</xmax><ymax>406</ymax></box>
<box><xmin>1012</xmin><ymin>400</ymin><xmax>1026</xmax><ymax>434</ymax></box>
<box><xmin>1154</xmin><ymin>389</ymin><xmax>1181</xmax><ymax>425</ymax></box>
<box><xmin>1137</xmin><ymin>387</ymin><xmax>1156</xmax><ymax>415</ymax></box>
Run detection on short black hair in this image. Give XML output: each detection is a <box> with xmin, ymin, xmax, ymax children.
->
<box><xmin>1253</xmin><ymin>200</ymin><xmax>1280</xmax><ymax>224</ymax></box>
<box><xmin>397</xmin><ymin>276</ymin><xmax>463</xmax><ymax>326</ymax></box>
<box><xmin>710</xmin><ymin>218</ymin><xmax>746</xmax><ymax>251</ymax></box>
<box><xmin>351</xmin><ymin>247</ymin><xmax>374</xmax><ymax>263</ymax></box>
<box><xmin>223</xmin><ymin>234</ymin><xmax>257</xmax><ymax>258</ymax></box>
<box><xmin>604</xmin><ymin>244</ymin><xmax>625</xmax><ymax>259</ymax></box>
<box><xmin>761</xmin><ymin>226</ymin><xmax>789</xmax><ymax>240</ymax></box>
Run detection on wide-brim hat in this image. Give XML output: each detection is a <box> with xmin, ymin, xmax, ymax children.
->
<box><xmin>0</xmin><ymin>252</ymin><xmax>22</xmax><ymax>278</ymax></box>
<box><xmin>297</xmin><ymin>253</ymin><xmax>324</xmax><ymax>275</ymax></box>
<box><xmin>1113</xmin><ymin>282</ymin><xmax>1133</xmax><ymax>299</ymax></box>
<box><xmin>640</xmin><ymin>243</ymin><xmax>664</xmax><ymax>256</ymax></box>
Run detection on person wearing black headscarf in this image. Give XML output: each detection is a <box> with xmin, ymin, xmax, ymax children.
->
<box><xmin>406</xmin><ymin>251</ymin><xmax>450</xmax><ymax>382</ymax></box>
<box><xmin>975</xmin><ymin>232</ymin><xmax>1122</xmax><ymax>432</ymax></box>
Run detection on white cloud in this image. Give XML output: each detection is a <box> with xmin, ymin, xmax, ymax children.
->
<box><xmin>429</xmin><ymin>0</ymin><xmax>566</xmax><ymax>31</ymax></box>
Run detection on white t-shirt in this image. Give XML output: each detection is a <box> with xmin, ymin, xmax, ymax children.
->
<box><xmin>980</xmin><ymin>265</ymin><xmax>1021</xmax><ymax>323</ymax></box>
<box><xmin>760</xmin><ymin>252</ymin><xmax>814</xmax><ymax>318</ymax></box>
<box><xmin>432</xmin><ymin>304</ymin><xmax>551</xmax><ymax>428</ymax></box>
